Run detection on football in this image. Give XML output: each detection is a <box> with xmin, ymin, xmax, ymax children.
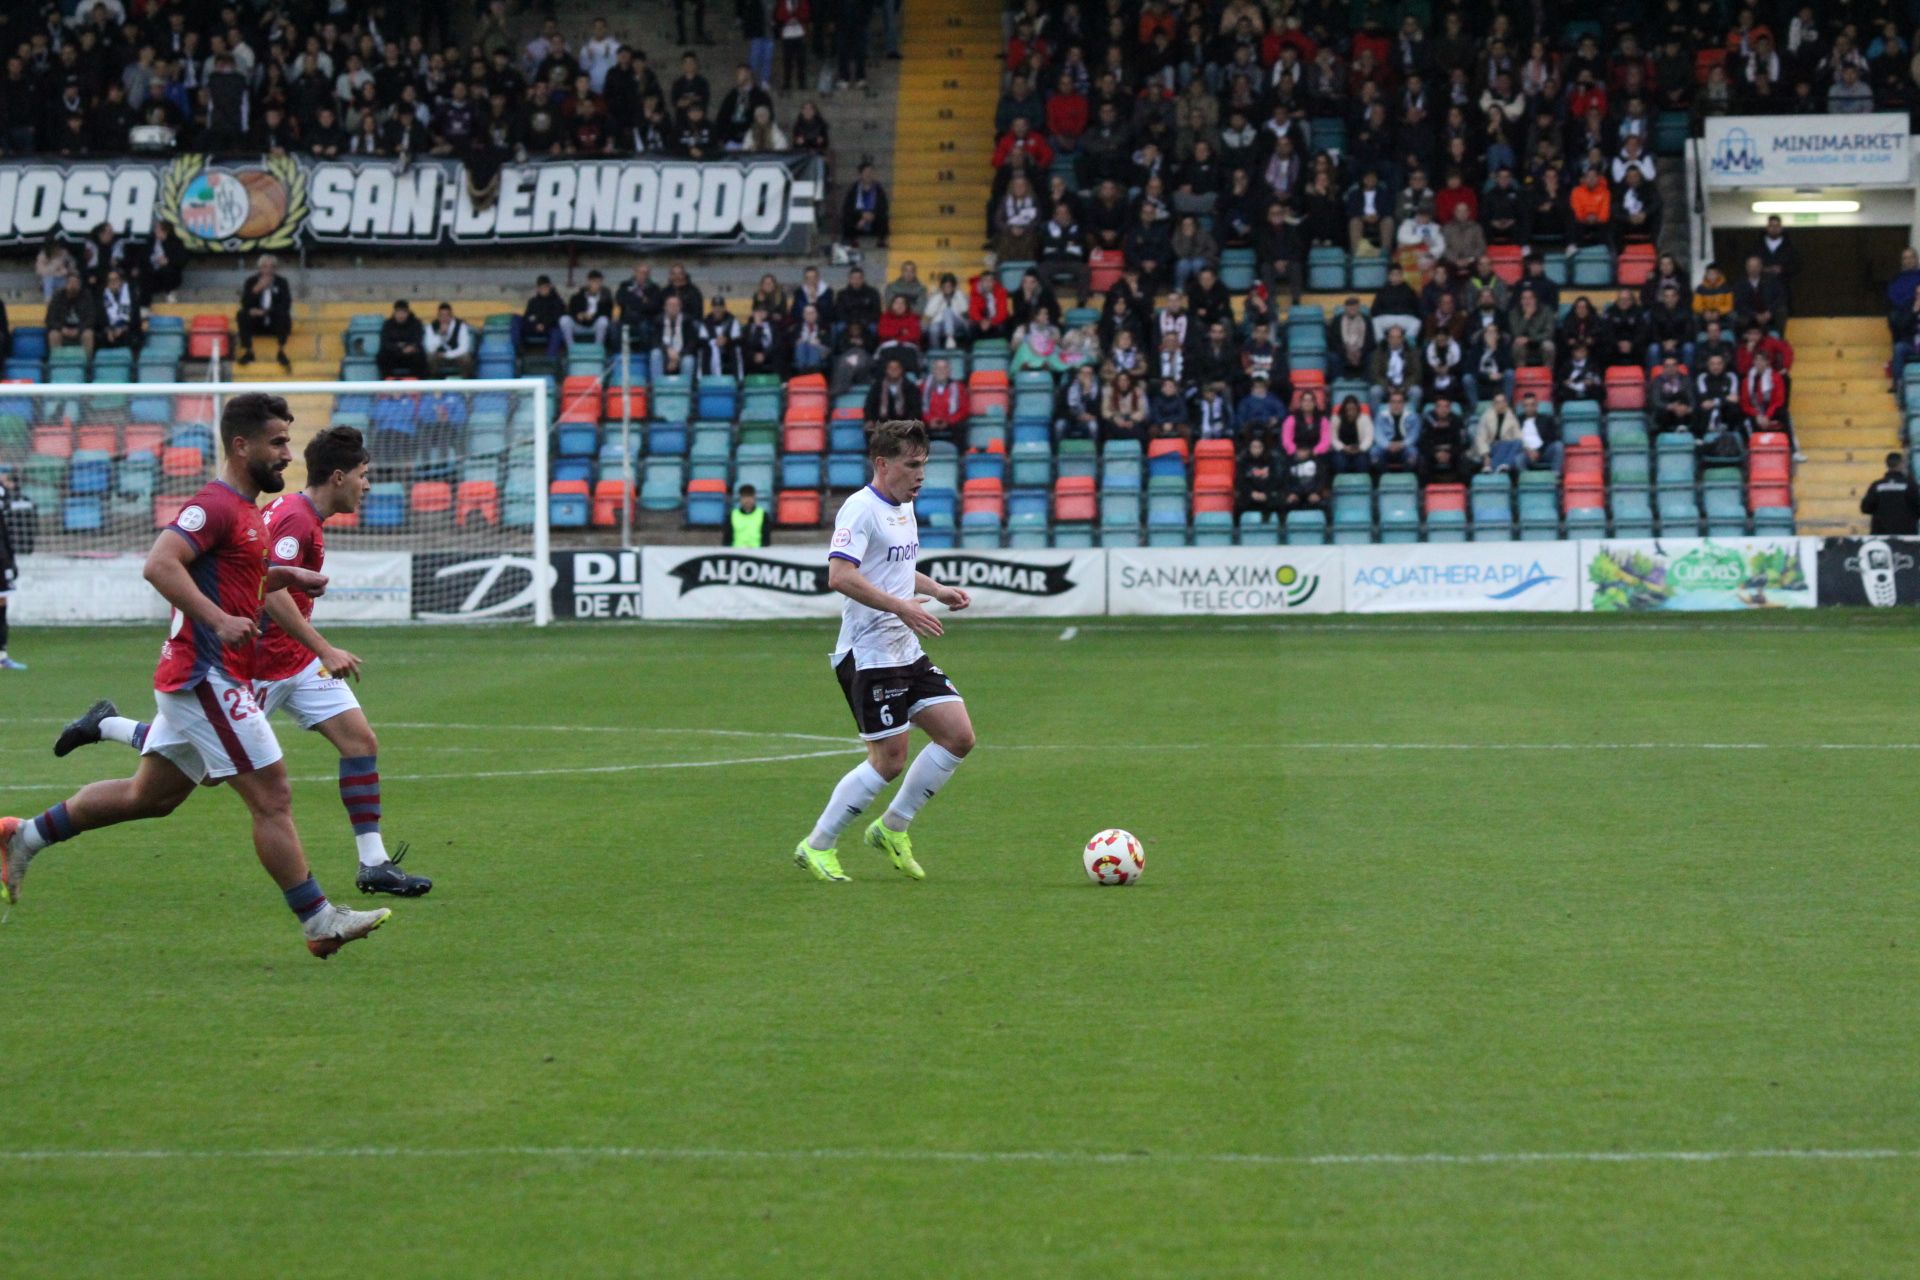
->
<box><xmin>1083</xmin><ymin>828</ymin><xmax>1146</xmax><ymax>885</ymax></box>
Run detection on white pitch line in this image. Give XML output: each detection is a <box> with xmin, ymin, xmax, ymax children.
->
<box><xmin>0</xmin><ymin>747</ymin><xmax>859</xmax><ymax>794</ymax></box>
<box><xmin>0</xmin><ymin>717</ymin><xmax>853</xmax><ymax>744</ymax></box>
<box><xmin>0</xmin><ymin>1144</ymin><xmax>1912</xmax><ymax>1170</ymax></box>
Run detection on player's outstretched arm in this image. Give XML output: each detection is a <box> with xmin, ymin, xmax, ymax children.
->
<box><xmin>828</xmin><ymin>557</ymin><xmax>943</xmax><ymax>638</ymax></box>
<box><xmin>262</xmin><ymin>588</ymin><xmax>363</xmax><ymax>681</ymax></box>
<box><xmin>144</xmin><ymin>530</ymin><xmax>256</xmax><ymax>648</ymax></box>
<box><xmin>914</xmin><ymin>572</ymin><xmax>971</xmax><ymax>612</ymax></box>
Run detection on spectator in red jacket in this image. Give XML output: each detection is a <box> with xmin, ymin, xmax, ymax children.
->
<box><xmin>1740</xmin><ymin>349</ymin><xmax>1788</xmax><ymax>433</ymax></box>
<box><xmin>1045</xmin><ymin>71</ymin><xmax>1088</xmax><ymax>153</ymax></box>
<box><xmin>875</xmin><ymin>294</ymin><xmax>923</xmax><ymax>368</ymax></box>
<box><xmin>969</xmin><ymin>262</ymin><xmax>1012</xmax><ymax>339</ymax></box>
<box><xmin>922</xmin><ymin>356</ymin><xmax>970</xmax><ymax>447</ymax></box>
<box><xmin>993</xmin><ymin>116</ymin><xmax>1054</xmax><ymax>170</ymax></box>
<box><xmin>1733</xmin><ymin>323</ymin><xmax>1793</xmax><ymax>379</ymax></box>
<box><xmin>1433</xmin><ymin>170</ymin><xmax>1479</xmax><ymax>227</ymax></box>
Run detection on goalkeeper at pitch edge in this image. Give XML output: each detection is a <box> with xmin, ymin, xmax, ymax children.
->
<box><xmin>1</xmin><ymin>393</ymin><xmax>394</xmax><ymax>959</ymax></box>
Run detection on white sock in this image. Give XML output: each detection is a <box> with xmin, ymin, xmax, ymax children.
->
<box><xmin>12</xmin><ymin>819</ymin><xmax>49</xmax><ymax>856</ymax></box>
<box><xmin>355</xmin><ymin>832</ymin><xmax>388</xmax><ymax>868</ymax></box>
<box><xmin>99</xmin><ymin>716</ymin><xmax>142</xmax><ymax>747</ymax></box>
<box><xmin>808</xmin><ymin>762</ymin><xmax>889</xmax><ymax>848</ymax></box>
<box><xmin>882</xmin><ymin>744</ymin><xmax>964</xmax><ymax>831</ymax></box>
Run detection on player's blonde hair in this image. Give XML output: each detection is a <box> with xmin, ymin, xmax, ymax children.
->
<box><xmin>867</xmin><ymin>419</ymin><xmax>929</xmax><ymax>460</ymax></box>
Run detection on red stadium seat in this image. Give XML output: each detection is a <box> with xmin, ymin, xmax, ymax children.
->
<box><xmin>1604</xmin><ymin>367</ymin><xmax>1646</xmax><ymax>410</ymax></box>
<box><xmin>162</xmin><ymin>445</ymin><xmax>203</xmax><ymax>477</ymax></box>
<box><xmin>1514</xmin><ymin>367</ymin><xmax>1554</xmax><ymax>400</ymax></box>
<box><xmin>124</xmin><ymin>424</ymin><xmax>166</xmax><ymax>457</ymax></box>
<box><xmin>1617</xmin><ymin>245</ymin><xmax>1656</xmax><ymax>287</ymax></box>
<box><xmin>187</xmin><ymin>314</ymin><xmax>232</xmax><ymax>360</ymax></box>
<box><xmin>1090</xmin><ymin>249</ymin><xmax>1124</xmax><ymax>294</ymax></box>
<box><xmin>75</xmin><ymin>424</ymin><xmax>118</xmax><ymax>453</ymax></box>
<box><xmin>782</xmin><ymin>423</ymin><xmax>826</xmax><ymax>453</ymax></box>
<box><xmin>173</xmin><ymin>394</ymin><xmax>213</xmax><ymax>426</ymax></box>
<box><xmin>1054</xmin><ymin>475</ymin><xmax>1096</xmax><ymax>523</ymax></box>
<box><xmin>1194</xmin><ymin>439</ymin><xmax>1235</xmax><ymax>494</ymax></box>
<box><xmin>410</xmin><ymin>481</ymin><xmax>452</xmax><ymax>518</ymax></box>
<box><xmin>1146</xmin><ymin>436</ymin><xmax>1189</xmax><ymax>462</ymax></box>
<box><xmin>1748</xmin><ymin>483</ymin><xmax>1792</xmax><ymax>509</ymax></box>
<box><xmin>31</xmin><ymin>425</ymin><xmax>72</xmax><ymax>458</ymax></box>
<box><xmin>590</xmin><ymin>479</ymin><xmax>632</xmax><ymax>527</ymax></box>
<box><xmin>1423</xmin><ymin>483</ymin><xmax>1467</xmax><ymax>513</ymax></box>
<box><xmin>603</xmin><ymin>386</ymin><xmax>647</xmax><ymax>421</ymax></box>
<box><xmin>1693</xmin><ymin>47</ymin><xmax>1726</xmax><ymax>84</ymax></box>
<box><xmin>776</xmin><ymin>489</ymin><xmax>821</xmax><ymax>525</ymax></box>
<box><xmin>961</xmin><ymin>476</ymin><xmax>1005</xmax><ymax>520</ymax></box>
<box><xmin>1564</xmin><ymin>484</ymin><xmax>1606</xmax><ymax>512</ymax></box>
<box><xmin>1488</xmin><ymin>246</ymin><xmax>1525</xmax><ymax>285</ymax></box>
<box><xmin>1749</xmin><ymin>451</ymin><xmax>1791</xmax><ymax>484</ymax></box>
<box><xmin>455</xmin><ymin>481</ymin><xmax>499</xmax><ymax>528</ymax></box>
<box><xmin>1193</xmin><ymin>490</ymin><xmax>1233</xmax><ymax>514</ymax></box>
<box><xmin>783</xmin><ymin>373</ymin><xmax>828</xmax><ymax>425</ymax></box>
<box><xmin>558</xmin><ymin>376</ymin><xmax>601</xmax><ymax>424</ymax></box>
<box><xmin>153</xmin><ymin>494</ymin><xmax>188</xmax><ymax>528</ymax></box>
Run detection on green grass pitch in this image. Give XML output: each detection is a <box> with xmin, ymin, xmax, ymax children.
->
<box><xmin>1</xmin><ymin>613</ymin><xmax>1917</xmax><ymax>1277</ymax></box>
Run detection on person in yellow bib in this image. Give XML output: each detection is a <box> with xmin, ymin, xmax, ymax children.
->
<box><xmin>723</xmin><ymin>484</ymin><xmax>771</xmax><ymax>546</ymax></box>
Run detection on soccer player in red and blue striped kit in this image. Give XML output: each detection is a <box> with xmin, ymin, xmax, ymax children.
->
<box><xmin>0</xmin><ymin>393</ymin><xmax>393</xmax><ymax>958</ymax></box>
<box><xmin>59</xmin><ymin>426</ymin><xmax>431</xmax><ymax>898</ymax></box>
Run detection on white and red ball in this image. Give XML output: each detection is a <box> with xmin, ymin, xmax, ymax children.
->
<box><xmin>1083</xmin><ymin>829</ymin><xmax>1146</xmax><ymax>885</ymax></box>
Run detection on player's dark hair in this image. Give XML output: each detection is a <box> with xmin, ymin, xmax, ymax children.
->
<box><xmin>305</xmin><ymin>426</ymin><xmax>369</xmax><ymax>486</ymax></box>
<box><xmin>220</xmin><ymin>392</ymin><xmax>292</xmax><ymax>455</ymax></box>
<box><xmin>867</xmin><ymin>419</ymin><xmax>929</xmax><ymax>461</ymax></box>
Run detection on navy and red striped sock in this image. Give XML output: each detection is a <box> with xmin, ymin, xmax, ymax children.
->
<box><xmin>338</xmin><ymin>755</ymin><xmax>387</xmax><ymax>866</ymax></box>
<box><xmin>15</xmin><ymin>802</ymin><xmax>78</xmax><ymax>855</ymax></box>
<box><xmin>283</xmin><ymin>875</ymin><xmax>328</xmax><ymax>922</ymax></box>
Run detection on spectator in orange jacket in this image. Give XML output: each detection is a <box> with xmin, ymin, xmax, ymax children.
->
<box><xmin>993</xmin><ymin>117</ymin><xmax>1055</xmax><ymax>170</ymax></box>
<box><xmin>1568</xmin><ymin>168</ymin><xmax>1612</xmax><ymax>247</ymax></box>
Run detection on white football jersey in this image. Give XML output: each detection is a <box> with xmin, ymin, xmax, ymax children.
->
<box><xmin>829</xmin><ymin>483</ymin><xmax>923</xmax><ymax>670</ymax></box>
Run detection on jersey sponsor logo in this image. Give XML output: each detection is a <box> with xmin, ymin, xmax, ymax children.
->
<box><xmin>176</xmin><ymin>504</ymin><xmax>207</xmax><ymax>533</ymax></box>
<box><xmin>273</xmin><ymin>535</ymin><xmax>300</xmax><ymax>561</ymax></box>
<box><xmin>921</xmin><ymin>553</ymin><xmax>1079</xmax><ymax>597</ymax></box>
<box><xmin>668</xmin><ymin>553</ymin><xmax>828</xmax><ymax>596</ymax></box>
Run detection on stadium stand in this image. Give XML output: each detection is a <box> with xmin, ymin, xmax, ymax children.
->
<box><xmin>31</xmin><ymin>0</ymin><xmax>1920</xmax><ymax>544</ymax></box>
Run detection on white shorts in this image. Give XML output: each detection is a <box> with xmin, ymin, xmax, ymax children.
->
<box><xmin>143</xmin><ymin>671</ymin><xmax>284</xmax><ymax>783</ymax></box>
<box><xmin>253</xmin><ymin>657</ymin><xmax>361</xmax><ymax>731</ymax></box>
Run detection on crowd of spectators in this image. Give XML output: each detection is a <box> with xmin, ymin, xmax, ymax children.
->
<box><xmin>963</xmin><ymin>0</ymin><xmax>1834</xmax><ymax>510</ymax></box>
<box><xmin>0</xmin><ymin>1</ymin><xmax>851</xmax><ymax>172</ymax></box>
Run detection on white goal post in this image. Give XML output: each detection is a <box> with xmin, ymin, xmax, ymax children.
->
<box><xmin>0</xmin><ymin>378</ymin><xmax>553</xmax><ymax>626</ymax></box>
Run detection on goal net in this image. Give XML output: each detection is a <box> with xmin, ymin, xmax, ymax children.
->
<box><xmin>0</xmin><ymin>378</ymin><xmax>552</xmax><ymax>626</ymax></box>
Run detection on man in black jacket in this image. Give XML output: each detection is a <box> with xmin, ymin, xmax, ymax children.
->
<box><xmin>562</xmin><ymin>270</ymin><xmax>613</xmax><ymax>348</ymax></box>
<box><xmin>616</xmin><ymin>264</ymin><xmax>662</xmax><ymax>352</ymax></box>
<box><xmin>375</xmin><ymin>300</ymin><xmax>428</xmax><ymax>378</ymax></box>
<box><xmin>236</xmin><ymin>254</ymin><xmax>293</xmax><ymax>368</ymax></box>
<box><xmin>840</xmin><ymin>163</ymin><xmax>890</xmax><ymax>248</ymax></box>
<box><xmin>864</xmin><ymin>357</ymin><xmax>921</xmax><ymax>425</ymax></box>
<box><xmin>834</xmin><ymin>267</ymin><xmax>883</xmax><ymax>346</ymax></box>
<box><xmin>1862</xmin><ymin>453</ymin><xmax>1920</xmax><ymax>534</ymax></box>
<box><xmin>522</xmin><ymin>275</ymin><xmax>566</xmax><ymax>356</ymax></box>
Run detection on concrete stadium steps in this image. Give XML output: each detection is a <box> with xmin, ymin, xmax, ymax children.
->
<box><xmin>1786</xmin><ymin>316</ymin><xmax>1896</xmax><ymax>534</ymax></box>
<box><xmin>886</xmin><ymin>1</ymin><xmax>1002</xmax><ymax>285</ymax></box>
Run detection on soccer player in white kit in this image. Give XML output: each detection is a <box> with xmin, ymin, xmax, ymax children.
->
<box><xmin>793</xmin><ymin>420</ymin><xmax>977</xmax><ymax>882</ymax></box>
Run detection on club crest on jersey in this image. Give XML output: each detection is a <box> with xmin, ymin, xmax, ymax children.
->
<box><xmin>274</xmin><ymin>535</ymin><xmax>299</xmax><ymax>561</ymax></box>
<box><xmin>176</xmin><ymin>504</ymin><xmax>207</xmax><ymax>533</ymax></box>
<box><xmin>832</xmin><ymin>528</ymin><xmax>853</xmax><ymax>548</ymax></box>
